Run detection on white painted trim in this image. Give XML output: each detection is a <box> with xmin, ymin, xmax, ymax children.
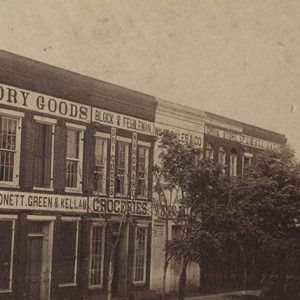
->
<box><xmin>0</xmin><ymin>214</ymin><xmax>18</xmax><ymax>220</ymax></box>
<box><xmin>94</xmin><ymin>131</ymin><xmax>110</xmax><ymax>139</ymax></box>
<box><xmin>58</xmin><ymin>283</ymin><xmax>77</xmax><ymax>288</ymax></box>
<box><xmin>27</xmin><ymin>215</ymin><xmax>57</xmax><ymax>221</ymax></box>
<box><xmin>65</xmin><ymin>127</ymin><xmax>84</xmax><ymax>193</ymax></box>
<box><xmin>0</xmin><ymin>113</ymin><xmax>22</xmax><ymax>187</ymax></box>
<box><xmin>61</xmin><ymin>216</ymin><xmax>81</xmax><ymax>221</ymax></box>
<box><xmin>243</xmin><ymin>152</ymin><xmax>253</xmax><ymax>158</ymax></box>
<box><xmin>66</xmin><ymin>122</ymin><xmax>86</xmax><ymax>131</ymax></box>
<box><xmin>137</xmin><ymin>141</ymin><xmax>151</xmax><ymax>147</ymax></box>
<box><xmin>94</xmin><ymin>136</ymin><xmax>108</xmax><ymax>194</ymax></box>
<box><xmin>133</xmin><ymin>225</ymin><xmax>148</xmax><ymax>285</ymax></box>
<box><xmin>88</xmin><ymin>224</ymin><xmax>105</xmax><ymax>288</ymax></box>
<box><xmin>33</xmin><ymin>187</ymin><xmax>54</xmax><ymax>192</ymax></box>
<box><xmin>117</xmin><ymin>136</ymin><xmax>132</xmax><ymax>143</ymax></box>
<box><xmin>0</xmin><ymin>108</ymin><xmax>24</xmax><ymax>118</ymax></box>
<box><xmin>34</xmin><ymin>115</ymin><xmax>57</xmax><ymax>124</ymax></box>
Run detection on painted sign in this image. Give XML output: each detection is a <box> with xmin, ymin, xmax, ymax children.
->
<box><xmin>0</xmin><ymin>191</ymin><xmax>87</xmax><ymax>213</ymax></box>
<box><xmin>205</xmin><ymin>125</ymin><xmax>280</xmax><ymax>150</ymax></box>
<box><xmin>92</xmin><ymin>107</ymin><xmax>154</xmax><ymax>136</ymax></box>
<box><xmin>109</xmin><ymin>127</ymin><xmax>117</xmax><ymax>197</ymax></box>
<box><xmin>0</xmin><ymin>83</ymin><xmax>91</xmax><ymax>123</ymax></box>
<box><xmin>131</xmin><ymin>133</ymin><xmax>137</xmax><ymax>199</ymax></box>
<box><xmin>90</xmin><ymin>197</ymin><xmax>151</xmax><ymax>217</ymax></box>
<box><xmin>155</xmin><ymin>125</ymin><xmax>203</xmax><ymax>148</ymax></box>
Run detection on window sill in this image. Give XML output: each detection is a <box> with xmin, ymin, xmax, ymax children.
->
<box><xmin>58</xmin><ymin>283</ymin><xmax>77</xmax><ymax>288</ymax></box>
<box><xmin>65</xmin><ymin>188</ymin><xmax>82</xmax><ymax>194</ymax></box>
<box><xmin>132</xmin><ymin>281</ymin><xmax>146</xmax><ymax>286</ymax></box>
<box><xmin>0</xmin><ymin>289</ymin><xmax>13</xmax><ymax>293</ymax></box>
<box><xmin>33</xmin><ymin>187</ymin><xmax>54</xmax><ymax>192</ymax></box>
<box><xmin>0</xmin><ymin>183</ymin><xmax>19</xmax><ymax>189</ymax></box>
<box><xmin>88</xmin><ymin>285</ymin><xmax>104</xmax><ymax>290</ymax></box>
<box><xmin>115</xmin><ymin>193</ymin><xmax>129</xmax><ymax>198</ymax></box>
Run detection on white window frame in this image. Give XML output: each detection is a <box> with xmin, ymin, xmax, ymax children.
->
<box><xmin>33</xmin><ymin>116</ymin><xmax>57</xmax><ymax>191</ymax></box>
<box><xmin>65</xmin><ymin>123</ymin><xmax>86</xmax><ymax>193</ymax></box>
<box><xmin>88</xmin><ymin>223</ymin><xmax>106</xmax><ymax>289</ymax></box>
<box><xmin>205</xmin><ymin>143</ymin><xmax>214</xmax><ymax>160</ymax></box>
<box><xmin>0</xmin><ymin>109</ymin><xmax>24</xmax><ymax>188</ymax></box>
<box><xmin>242</xmin><ymin>152</ymin><xmax>253</xmax><ymax>175</ymax></box>
<box><xmin>116</xmin><ymin>136</ymin><xmax>131</xmax><ymax>197</ymax></box>
<box><xmin>230</xmin><ymin>150</ymin><xmax>238</xmax><ymax>177</ymax></box>
<box><xmin>94</xmin><ymin>132</ymin><xmax>109</xmax><ymax>196</ymax></box>
<box><xmin>0</xmin><ymin>214</ymin><xmax>17</xmax><ymax>293</ymax></box>
<box><xmin>133</xmin><ymin>224</ymin><xmax>148</xmax><ymax>285</ymax></box>
<box><xmin>218</xmin><ymin>146</ymin><xmax>226</xmax><ymax>165</ymax></box>
<box><xmin>137</xmin><ymin>141</ymin><xmax>150</xmax><ymax>199</ymax></box>
<box><xmin>58</xmin><ymin>217</ymin><xmax>80</xmax><ymax>287</ymax></box>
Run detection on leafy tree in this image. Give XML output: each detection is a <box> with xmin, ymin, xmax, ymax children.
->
<box><xmin>157</xmin><ymin>131</ymin><xmax>237</xmax><ymax>300</ymax></box>
<box><xmin>234</xmin><ymin>146</ymin><xmax>300</xmax><ymax>299</ymax></box>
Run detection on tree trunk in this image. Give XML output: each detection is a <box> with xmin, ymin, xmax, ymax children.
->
<box><xmin>162</xmin><ymin>218</ymin><xmax>169</xmax><ymax>300</ymax></box>
<box><xmin>107</xmin><ymin>244</ymin><xmax>116</xmax><ymax>300</ymax></box>
<box><xmin>177</xmin><ymin>257</ymin><xmax>189</xmax><ymax>300</ymax></box>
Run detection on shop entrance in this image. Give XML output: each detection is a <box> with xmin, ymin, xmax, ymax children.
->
<box><xmin>26</xmin><ymin>219</ymin><xmax>54</xmax><ymax>300</ymax></box>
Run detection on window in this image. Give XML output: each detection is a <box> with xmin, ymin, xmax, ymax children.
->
<box><xmin>242</xmin><ymin>152</ymin><xmax>253</xmax><ymax>175</ymax></box>
<box><xmin>94</xmin><ymin>136</ymin><xmax>108</xmax><ymax>194</ymax></box>
<box><xmin>137</xmin><ymin>146</ymin><xmax>149</xmax><ymax>198</ymax></box>
<box><xmin>0</xmin><ymin>216</ymin><xmax>16</xmax><ymax>292</ymax></box>
<box><xmin>59</xmin><ymin>219</ymin><xmax>79</xmax><ymax>286</ymax></box>
<box><xmin>116</xmin><ymin>141</ymin><xmax>129</xmax><ymax>196</ymax></box>
<box><xmin>218</xmin><ymin>146</ymin><xmax>226</xmax><ymax>165</ymax></box>
<box><xmin>33</xmin><ymin>116</ymin><xmax>56</xmax><ymax>189</ymax></box>
<box><xmin>89</xmin><ymin>225</ymin><xmax>105</xmax><ymax>288</ymax></box>
<box><xmin>230</xmin><ymin>149</ymin><xmax>238</xmax><ymax>177</ymax></box>
<box><xmin>65</xmin><ymin>123</ymin><xmax>85</xmax><ymax>193</ymax></box>
<box><xmin>133</xmin><ymin>226</ymin><xmax>148</xmax><ymax>284</ymax></box>
<box><xmin>0</xmin><ymin>110</ymin><xmax>23</xmax><ymax>187</ymax></box>
<box><xmin>205</xmin><ymin>143</ymin><xmax>214</xmax><ymax>160</ymax></box>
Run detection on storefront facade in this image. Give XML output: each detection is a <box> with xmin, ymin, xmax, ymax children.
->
<box><xmin>0</xmin><ymin>50</ymin><xmax>157</xmax><ymax>300</ymax></box>
<box><xmin>150</xmin><ymin>98</ymin><xmax>205</xmax><ymax>294</ymax></box>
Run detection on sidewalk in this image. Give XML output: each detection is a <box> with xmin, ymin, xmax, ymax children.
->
<box><xmin>186</xmin><ymin>290</ymin><xmax>261</xmax><ymax>300</ymax></box>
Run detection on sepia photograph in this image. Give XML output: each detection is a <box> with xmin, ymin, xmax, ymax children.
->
<box><xmin>0</xmin><ymin>1</ymin><xmax>299</xmax><ymax>300</ymax></box>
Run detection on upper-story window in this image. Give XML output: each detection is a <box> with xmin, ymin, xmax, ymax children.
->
<box><xmin>116</xmin><ymin>139</ymin><xmax>130</xmax><ymax>197</ymax></box>
<box><xmin>137</xmin><ymin>144</ymin><xmax>150</xmax><ymax>198</ymax></box>
<box><xmin>94</xmin><ymin>133</ymin><xmax>109</xmax><ymax>195</ymax></box>
<box><xmin>0</xmin><ymin>109</ymin><xmax>23</xmax><ymax>187</ymax></box>
<box><xmin>230</xmin><ymin>149</ymin><xmax>238</xmax><ymax>177</ymax></box>
<box><xmin>218</xmin><ymin>146</ymin><xmax>226</xmax><ymax>165</ymax></box>
<box><xmin>242</xmin><ymin>152</ymin><xmax>253</xmax><ymax>175</ymax></box>
<box><xmin>33</xmin><ymin>116</ymin><xmax>56</xmax><ymax>190</ymax></box>
<box><xmin>205</xmin><ymin>143</ymin><xmax>214</xmax><ymax>160</ymax></box>
<box><xmin>65</xmin><ymin>123</ymin><xmax>85</xmax><ymax>193</ymax></box>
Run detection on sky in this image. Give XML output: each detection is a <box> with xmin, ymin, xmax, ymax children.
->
<box><xmin>0</xmin><ymin>0</ymin><xmax>299</xmax><ymax>156</ymax></box>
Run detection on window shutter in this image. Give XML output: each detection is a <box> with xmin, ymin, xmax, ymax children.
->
<box><xmin>44</xmin><ymin>125</ymin><xmax>52</xmax><ymax>187</ymax></box>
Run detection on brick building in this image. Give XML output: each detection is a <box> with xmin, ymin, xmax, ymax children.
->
<box><xmin>0</xmin><ymin>50</ymin><xmax>156</xmax><ymax>300</ymax></box>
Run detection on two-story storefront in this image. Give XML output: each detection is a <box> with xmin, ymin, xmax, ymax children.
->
<box><xmin>151</xmin><ymin>98</ymin><xmax>205</xmax><ymax>294</ymax></box>
<box><xmin>0</xmin><ymin>50</ymin><xmax>157</xmax><ymax>300</ymax></box>
<box><xmin>204</xmin><ymin>111</ymin><xmax>287</xmax><ymax>177</ymax></box>
<box><xmin>202</xmin><ymin>111</ymin><xmax>287</xmax><ymax>291</ymax></box>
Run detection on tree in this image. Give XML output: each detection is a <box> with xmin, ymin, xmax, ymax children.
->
<box><xmin>234</xmin><ymin>145</ymin><xmax>300</xmax><ymax>299</ymax></box>
<box><xmin>156</xmin><ymin>131</ymin><xmax>236</xmax><ymax>300</ymax></box>
<box><xmin>152</xmin><ymin>164</ymin><xmax>180</xmax><ymax>300</ymax></box>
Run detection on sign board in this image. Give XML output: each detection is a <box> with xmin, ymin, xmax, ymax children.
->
<box><xmin>155</xmin><ymin>124</ymin><xmax>203</xmax><ymax>148</ymax></box>
<box><xmin>205</xmin><ymin>125</ymin><xmax>280</xmax><ymax>150</ymax></box>
<box><xmin>109</xmin><ymin>127</ymin><xmax>117</xmax><ymax>197</ymax></box>
<box><xmin>131</xmin><ymin>133</ymin><xmax>137</xmax><ymax>199</ymax></box>
<box><xmin>92</xmin><ymin>107</ymin><xmax>155</xmax><ymax>136</ymax></box>
<box><xmin>0</xmin><ymin>191</ymin><xmax>88</xmax><ymax>213</ymax></box>
<box><xmin>0</xmin><ymin>83</ymin><xmax>91</xmax><ymax>123</ymax></box>
<box><xmin>89</xmin><ymin>197</ymin><xmax>151</xmax><ymax>217</ymax></box>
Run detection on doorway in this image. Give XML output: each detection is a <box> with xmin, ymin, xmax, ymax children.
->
<box><xmin>26</xmin><ymin>219</ymin><xmax>54</xmax><ymax>300</ymax></box>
